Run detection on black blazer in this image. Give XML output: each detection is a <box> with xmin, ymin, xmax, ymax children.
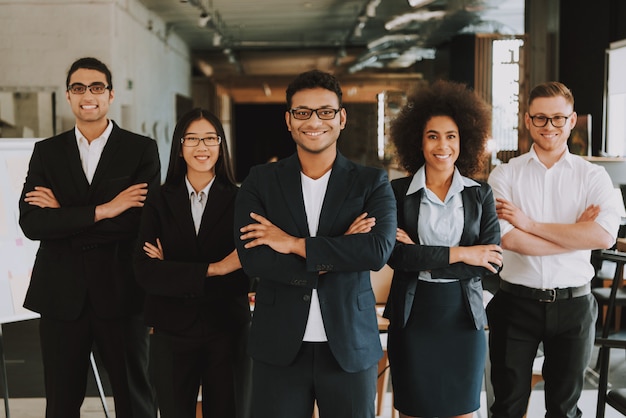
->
<box><xmin>234</xmin><ymin>153</ymin><xmax>397</xmax><ymax>373</ymax></box>
<box><xmin>133</xmin><ymin>178</ymin><xmax>250</xmax><ymax>334</ymax></box>
<box><xmin>19</xmin><ymin>122</ymin><xmax>161</xmax><ymax>320</ymax></box>
<box><xmin>384</xmin><ymin>176</ymin><xmax>501</xmax><ymax>330</ymax></box>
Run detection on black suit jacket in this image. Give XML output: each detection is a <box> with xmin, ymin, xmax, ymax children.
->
<box><xmin>234</xmin><ymin>153</ymin><xmax>397</xmax><ymax>373</ymax></box>
<box><xmin>133</xmin><ymin>178</ymin><xmax>250</xmax><ymax>334</ymax></box>
<box><xmin>19</xmin><ymin>122</ymin><xmax>161</xmax><ymax>320</ymax></box>
<box><xmin>384</xmin><ymin>176</ymin><xmax>501</xmax><ymax>330</ymax></box>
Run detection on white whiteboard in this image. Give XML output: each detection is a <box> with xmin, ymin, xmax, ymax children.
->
<box><xmin>605</xmin><ymin>39</ymin><xmax>626</xmax><ymax>157</ymax></box>
<box><xmin>0</xmin><ymin>138</ymin><xmax>40</xmax><ymax>324</ymax></box>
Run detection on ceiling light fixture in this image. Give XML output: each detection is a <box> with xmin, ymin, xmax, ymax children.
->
<box><xmin>212</xmin><ymin>32</ymin><xmax>222</xmax><ymax>46</ymax></box>
<box><xmin>352</xmin><ymin>15</ymin><xmax>368</xmax><ymax>38</ymax></box>
<box><xmin>366</xmin><ymin>0</ymin><xmax>381</xmax><ymax>18</ymax></box>
<box><xmin>262</xmin><ymin>83</ymin><xmax>271</xmax><ymax>97</ymax></box>
<box><xmin>385</xmin><ymin>10</ymin><xmax>445</xmax><ymax>31</ymax></box>
<box><xmin>198</xmin><ymin>12</ymin><xmax>211</xmax><ymax>28</ymax></box>
<box><xmin>407</xmin><ymin>0</ymin><xmax>437</xmax><ymax>8</ymax></box>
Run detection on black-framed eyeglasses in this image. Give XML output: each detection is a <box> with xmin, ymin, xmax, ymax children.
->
<box><xmin>289</xmin><ymin>107</ymin><xmax>341</xmax><ymax>120</ymax></box>
<box><xmin>529</xmin><ymin>113</ymin><xmax>574</xmax><ymax>128</ymax></box>
<box><xmin>181</xmin><ymin>136</ymin><xmax>222</xmax><ymax>147</ymax></box>
<box><xmin>67</xmin><ymin>83</ymin><xmax>111</xmax><ymax>95</ymax></box>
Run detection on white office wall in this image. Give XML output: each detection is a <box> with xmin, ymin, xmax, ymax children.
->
<box><xmin>0</xmin><ymin>0</ymin><xmax>192</xmax><ymax>177</ymax></box>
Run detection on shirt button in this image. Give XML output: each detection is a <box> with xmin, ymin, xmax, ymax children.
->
<box><xmin>303</xmin><ymin>294</ymin><xmax>311</xmax><ymax>302</ymax></box>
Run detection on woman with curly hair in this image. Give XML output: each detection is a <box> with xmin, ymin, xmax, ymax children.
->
<box><xmin>383</xmin><ymin>80</ymin><xmax>503</xmax><ymax>418</ymax></box>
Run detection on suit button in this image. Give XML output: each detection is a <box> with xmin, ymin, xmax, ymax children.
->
<box><xmin>303</xmin><ymin>294</ymin><xmax>311</xmax><ymax>302</ymax></box>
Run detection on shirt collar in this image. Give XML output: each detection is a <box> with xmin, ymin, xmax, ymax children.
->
<box><xmin>528</xmin><ymin>143</ymin><xmax>574</xmax><ymax>168</ymax></box>
<box><xmin>406</xmin><ymin>165</ymin><xmax>479</xmax><ymax>196</ymax></box>
<box><xmin>185</xmin><ymin>176</ymin><xmax>215</xmax><ymax>201</ymax></box>
<box><xmin>75</xmin><ymin>120</ymin><xmax>113</xmax><ymax>146</ymax></box>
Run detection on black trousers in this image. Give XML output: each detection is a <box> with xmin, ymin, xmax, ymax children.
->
<box><xmin>251</xmin><ymin>342</ymin><xmax>377</xmax><ymax>418</ymax></box>
<box><xmin>124</xmin><ymin>313</ymin><xmax>157</xmax><ymax>418</ymax></box>
<box><xmin>149</xmin><ymin>328</ymin><xmax>238</xmax><ymax>418</ymax></box>
<box><xmin>39</xmin><ymin>305</ymin><xmax>133</xmax><ymax>418</ymax></box>
<box><xmin>487</xmin><ymin>290</ymin><xmax>597</xmax><ymax>418</ymax></box>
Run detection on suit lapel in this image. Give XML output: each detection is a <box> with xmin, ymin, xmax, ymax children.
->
<box><xmin>196</xmin><ymin>179</ymin><xmax>235</xmax><ymax>245</ymax></box>
<box><xmin>163</xmin><ymin>182</ymin><xmax>198</xmax><ymax>244</ymax></box>
<box><xmin>277</xmin><ymin>155</ymin><xmax>310</xmax><ymax>237</ymax></box>
<box><xmin>403</xmin><ymin>189</ymin><xmax>421</xmax><ymax>244</ymax></box>
<box><xmin>88</xmin><ymin>123</ymin><xmax>122</xmax><ymax>199</ymax></box>
<box><xmin>317</xmin><ymin>153</ymin><xmax>353</xmax><ymax>237</ymax></box>
<box><xmin>62</xmin><ymin>131</ymin><xmax>90</xmax><ymax>197</ymax></box>
<box><xmin>460</xmin><ymin>187</ymin><xmax>477</xmax><ymax>246</ymax></box>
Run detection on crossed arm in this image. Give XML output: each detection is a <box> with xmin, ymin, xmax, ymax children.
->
<box><xmin>495</xmin><ymin>198</ymin><xmax>614</xmax><ymax>255</ymax></box>
<box><xmin>395</xmin><ymin>228</ymin><xmax>503</xmax><ymax>274</ymax></box>
<box><xmin>143</xmin><ymin>238</ymin><xmax>242</xmax><ymax>277</ymax></box>
<box><xmin>24</xmin><ymin>183</ymin><xmax>149</xmax><ymax>222</ymax></box>
<box><xmin>142</xmin><ymin>212</ymin><xmax>374</xmax><ymax>277</ymax></box>
<box><xmin>237</xmin><ymin>211</ymin><xmax>375</xmax><ymax>260</ymax></box>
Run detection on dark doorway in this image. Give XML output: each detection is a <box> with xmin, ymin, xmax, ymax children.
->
<box><xmin>233</xmin><ymin>104</ymin><xmax>295</xmax><ymax>182</ymax></box>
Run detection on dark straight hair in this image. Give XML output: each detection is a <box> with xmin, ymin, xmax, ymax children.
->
<box><xmin>164</xmin><ymin>108</ymin><xmax>236</xmax><ymax>187</ymax></box>
<box><xmin>285</xmin><ymin>69</ymin><xmax>343</xmax><ymax>109</ymax></box>
<box><xmin>66</xmin><ymin>57</ymin><xmax>113</xmax><ymax>88</ymax></box>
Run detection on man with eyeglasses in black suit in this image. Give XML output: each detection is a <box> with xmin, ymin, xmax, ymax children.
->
<box><xmin>19</xmin><ymin>57</ymin><xmax>160</xmax><ymax>418</ymax></box>
<box><xmin>234</xmin><ymin>69</ymin><xmax>397</xmax><ymax>418</ymax></box>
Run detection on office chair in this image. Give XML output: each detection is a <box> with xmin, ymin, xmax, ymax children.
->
<box><xmin>592</xmin><ymin>250</ymin><xmax>626</xmax><ymax>337</ymax></box>
<box><xmin>595</xmin><ymin>337</ymin><xmax>626</xmax><ymax>417</ymax></box>
<box><xmin>370</xmin><ymin>264</ymin><xmax>396</xmax><ymax>418</ymax></box>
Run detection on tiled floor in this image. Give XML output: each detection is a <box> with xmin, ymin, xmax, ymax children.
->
<box><xmin>1</xmin><ymin>390</ymin><xmax>624</xmax><ymax>418</ymax></box>
<box><xmin>0</xmin><ymin>397</ymin><xmax>112</xmax><ymax>418</ymax></box>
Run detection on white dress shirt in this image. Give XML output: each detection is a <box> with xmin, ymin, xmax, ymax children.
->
<box><xmin>185</xmin><ymin>176</ymin><xmax>214</xmax><ymax>234</ymax></box>
<box><xmin>407</xmin><ymin>166</ymin><xmax>480</xmax><ymax>282</ymax></box>
<box><xmin>75</xmin><ymin>121</ymin><xmax>113</xmax><ymax>183</ymax></box>
<box><xmin>488</xmin><ymin>145</ymin><xmax>621</xmax><ymax>289</ymax></box>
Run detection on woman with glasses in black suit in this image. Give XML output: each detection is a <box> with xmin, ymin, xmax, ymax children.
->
<box><xmin>134</xmin><ymin>108</ymin><xmax>250</xmax><ymax>417</ymax></box>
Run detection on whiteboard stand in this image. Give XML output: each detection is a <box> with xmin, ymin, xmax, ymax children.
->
<box><xmin>89</xmin><ymin>352</ymin><xmax>110</xmax><ymax>418</ymax></box>
<box><xmin>0</xmin><ymin>324</ymin><xmax>10</xmax><ymax>418</ymax></box>
<box><xmin>0</xmin><ymin>321</ymin><xmax>110</xmax><ymax>418</ymax></box>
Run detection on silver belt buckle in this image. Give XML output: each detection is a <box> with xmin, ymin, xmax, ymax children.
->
<box><xmin>539</xmin><ymin>288</ymin><xmax>557</xmax><ymax>303</ymax></box>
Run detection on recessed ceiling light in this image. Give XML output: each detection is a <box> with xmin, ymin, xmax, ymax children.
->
<box><xmin>407</xmin><ymin>0</ymin><xmax>436</xmax><ymax>8</ymax></box>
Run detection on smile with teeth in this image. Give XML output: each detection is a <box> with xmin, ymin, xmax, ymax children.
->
<box><xmin>81</xmin><ymin>105</ymin><xmax>97</xmax><ymax>110</ymax></box>
<box><xmin>434</xmin><ymin>154</ymin><xmax>451</xmax><ymax>159</ymax></box>
<box><xmin>304</xmin><ymin>131</ymin><xmax>325</xmax><ymax>137</ymax></box>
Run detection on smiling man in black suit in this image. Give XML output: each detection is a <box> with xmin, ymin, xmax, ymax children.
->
<box><xmin>19</xmin><ymin>57</ymin><xmax>160</xmax><ymax>418</ymax></box>
<box><xmin>235</xmin><ymin>69</ymin><xmax>397</xmax><ymax>418</ymax></box>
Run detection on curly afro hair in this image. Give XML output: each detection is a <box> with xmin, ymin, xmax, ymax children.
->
<box><xmin>390</xmin><ymin>79</ymin><xmax>491</xmax><ymax>178</ymax></box>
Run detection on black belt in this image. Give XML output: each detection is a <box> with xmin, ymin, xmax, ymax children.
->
<box><xmin>500</xmin><ymin>280</ymin><xmax>591</xmax><ymax>303</ymax></box>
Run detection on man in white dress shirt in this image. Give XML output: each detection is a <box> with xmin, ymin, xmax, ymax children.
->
<box><xmin>487</xmin><ymin>81</ymin><xmax>621</xmax><ymax>418</ymax></box>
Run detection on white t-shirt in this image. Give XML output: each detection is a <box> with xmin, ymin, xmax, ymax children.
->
<box><xmin>300</xmin><ymin>169</ymin><xmax>331</xmax><ymax>342</ymax></box>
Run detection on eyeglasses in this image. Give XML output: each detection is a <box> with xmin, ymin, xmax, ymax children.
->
<box><xmin>181</xmin><ymin>136</ymin><xmax>222</xmax><ymax>147</ymax></box>
<box><xmin>289</xmin><ymin>108</ymin><xmax>341</xmax><ymax>120</ymax></box>
<box><xmin>528</xmin><ymin>113</ymin><xmax>573</xmax><ymax>128</ymax></box>
<box><xmin>67</xmin><ymin>83</ymin><xmax>111</xmax><ymax>95</ymax></box>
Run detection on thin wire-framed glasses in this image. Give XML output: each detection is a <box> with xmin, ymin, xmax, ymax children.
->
<box><xmin>289</xmin><ymin>108</ymin><xmax>341</xmax><ymax>120</ymax></box>
<box><xmin>528</xmin><ymin>113</ymin><xmax>574</xmax><ymax>128</ymax></box>
<box><xmin>181</xmin><ymin>136</ymin><xmax>222</xmax><ymax>147</ymax></box>
<box><xmin>67</xmin><ymin>83</ymin><xmax>111</xmax><ymax>95</ymax></box>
